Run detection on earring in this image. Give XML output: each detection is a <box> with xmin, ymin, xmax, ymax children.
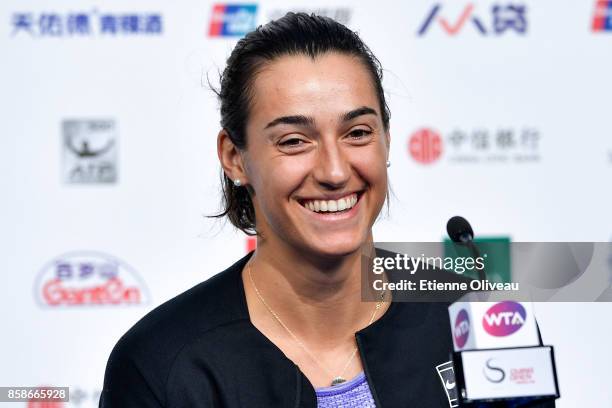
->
<box><xmin>233</xmin><ymin>179</ymin><xmax>242</xmax><ymax>187</ymax></box>
<box><xmin>386</xmin><ymin>160</ymin><xmax>391</xmax><ymax>168</ymax></box>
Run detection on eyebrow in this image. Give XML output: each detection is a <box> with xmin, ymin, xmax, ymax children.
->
<box><xmin>263</xmin><ymin>106</ymin><xmax>378</xmax><ymax>130</ymax></box>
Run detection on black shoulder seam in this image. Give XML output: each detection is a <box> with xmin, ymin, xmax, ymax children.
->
<box><xmin>161</xmin><ymin>318</ymin><xmax>247</xmax><ymax>406</ymax></box>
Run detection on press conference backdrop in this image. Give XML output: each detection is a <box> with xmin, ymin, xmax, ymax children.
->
<box><xmin>2</xmin><ymin>0</ymin><xmax>611</xmax><ymax>406</ymax></box>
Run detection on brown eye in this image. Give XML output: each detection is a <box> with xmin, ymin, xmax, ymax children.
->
<box><xmin>348</xmin><ymin>129</ymin><xmax>373</xmax><ymax>140</ymax></box>
<box><xmin>279</xmin><ymin>138</ymin><xmax>305</xmax><ymax>147</ymax></box>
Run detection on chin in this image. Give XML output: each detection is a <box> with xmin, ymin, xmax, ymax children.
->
<box><xmin>304</xmin><ymin>234</ymin><xmax>365</xmax><ymax>259</ymax></box>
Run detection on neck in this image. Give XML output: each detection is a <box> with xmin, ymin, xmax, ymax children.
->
<box><xmin>245</xmin><ymin>233</ymin><xmax>383</xmax><ymax>347</ymax></box>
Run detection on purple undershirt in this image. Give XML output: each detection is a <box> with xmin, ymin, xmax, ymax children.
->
<box><xmin>315</xmin><ymin>372</ymin><xmax>376</xmax><ymax>407</ymax></box>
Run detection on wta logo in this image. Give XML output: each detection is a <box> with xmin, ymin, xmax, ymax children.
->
<box><xmin>482</xmin><ymin>301</ymin><xmax>526</xmax><ymax>337</ymax></box>
<box><xmin>453</xmin><ymin>309</ymin><xmax>470</xmax><ymax>348</ymax></box>
<box><xmin>408</xmin><ymin>128</ymin><xmax>443</xmax><ymax>164</ymax></box>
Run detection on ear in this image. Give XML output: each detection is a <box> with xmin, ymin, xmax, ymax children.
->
<box><xmin>385</xmin><ymin>129</ymin><xmax>391</xmax><ymax>157</ymax></box>
<box><xmin>217</xmin><ymin>129</ymin><xmax>248</xmax><ymax>184</ymax></box>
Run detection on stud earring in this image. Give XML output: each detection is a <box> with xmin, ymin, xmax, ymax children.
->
<box><xmin>233</xmin><ymin>179</ymin><xmax>242</xmax><ymax>187</ymax></box>
<box><xmin>386</xmin><ymin>160</ymin><xmax>391</xmax><ymax>168</ymax></box>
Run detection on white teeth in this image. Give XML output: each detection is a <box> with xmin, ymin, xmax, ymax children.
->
<box><xmin>301</xmin><ymin>193</ymin><xmax>359</xmax><ymax>213</ymax></box>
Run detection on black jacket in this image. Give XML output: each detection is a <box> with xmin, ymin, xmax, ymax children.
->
<box><xmin>100</xmin><ymin>251</ymin><xmax>555</xmax><ymax>407</ymax></box>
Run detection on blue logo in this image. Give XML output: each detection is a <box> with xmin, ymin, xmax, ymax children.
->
<box><xmin>592</xmin><ymin>0</ymin><xmax>612</xmax><ymax>32</ymax></box>
<box><xmin>209</xmin><ymin>4</ymin><xmax>258</xmax><ymax>37</ymax></box>
<box><xmin>418</xmin><ymin>3</ymin><xmax>527</xmax><ymax>36</ymax></box>
<box><xmin>11</xmin><ymin>10</ymin><xmax>163</xmax><ymax>37</ymax></box>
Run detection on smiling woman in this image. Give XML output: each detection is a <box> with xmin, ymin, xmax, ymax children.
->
<box><xmin>98</xmin><ymin>12</ymin><xmax>549</xmax><ymax>408</ymax></box>
<box><xmin>217</xmin><ymin>50</ymin><xmax>390</xmax><ymax>261</ymax></box>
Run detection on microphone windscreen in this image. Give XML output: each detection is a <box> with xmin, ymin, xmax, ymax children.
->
<box><xmin>446</xmin><ymin>215</ymin><xmax>474</xmax><ymax>243</ymax></box>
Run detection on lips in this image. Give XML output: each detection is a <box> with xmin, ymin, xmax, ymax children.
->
<box><xmin>301</xmin><ymin>193</ymin><xmax>357</xmax><ymax>213</ymax></box>
<box><xmin>298</xmin><ymin>191</ymin><xmax>364</xmax><ymax>214</ymax></box>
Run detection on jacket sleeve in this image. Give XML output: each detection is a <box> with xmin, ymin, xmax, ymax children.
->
<box><xmin>99</xmin><ymin>342</ymin><xmax>164</xmax><ymax>408</ymax></box>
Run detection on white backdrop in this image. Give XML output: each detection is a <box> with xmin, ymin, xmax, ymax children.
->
<box><xmin>1</xmin><ymin>0</ymin><xmax>611</xmax><ymax>407</ymax></box>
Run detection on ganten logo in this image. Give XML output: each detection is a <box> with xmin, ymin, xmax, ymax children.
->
<box><xmin>418</xmin><ymin>3</ymin><xmax>527</xmax><ymax>36</ymax></box>
<box><xmin>34</xmin><ymin>251</ymin><xmax>150</xmax><ymax>307</ymax></box>
<box><xmin>482</xmin><ymin>301</ymin><xmax>526</xmax><ymax>336</ymax></box>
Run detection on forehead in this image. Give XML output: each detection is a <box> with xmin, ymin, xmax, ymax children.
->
<box><xmin>248</xmin><ymin>53</ymin><xmax>379</xmax><ymax>126</ymax></box>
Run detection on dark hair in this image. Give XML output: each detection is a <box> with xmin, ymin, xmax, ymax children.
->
<box><xmin>210</xmin><ymin>12</ymin><xmax>391</xmax><ymax>235</ymax></box>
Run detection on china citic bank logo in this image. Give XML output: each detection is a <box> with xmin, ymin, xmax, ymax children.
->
<box><xmin>453</xmin><ymin>309</ymin><xmax>470</xmax><ymax>348</ymax></box>
<box><xmin>592</xmin><ymin>0</ymin><xmax>612</xmax><ymax>32</ymax></box>
<box><xmin>482</xmin><ymin>301</ymin><xmax>526</xmax><ymax>337</ymax></box>
<box><xmin>408</xmin><ymin>128</ymin><xmax>443</xmax><ymax>164</ymax></box>
<box><xmin>34</xmin><ymin>251</ymin><xmax>150</xmax><ymax>307</ymax></box>
<box><xmin>418</xmin><ymin>3</ymin><xmax>527</xmax><ymax>36</ymax></box>
<box><xmin>246</xmin><ymin>236</ymin><xmax>257</xmax><ymax>252</ymax></box>
<box><xmin>209</xmin><ymin>4</ymin><xmax>257</xmax><ymax>37</ymax></box>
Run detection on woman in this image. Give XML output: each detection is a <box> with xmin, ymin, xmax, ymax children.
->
<box><xmin>100</xmin><ymin>13</ymin><xmax>551</xmax><ymax>408</ymax></box>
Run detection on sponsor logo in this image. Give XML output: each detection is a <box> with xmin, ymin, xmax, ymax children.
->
<box><xmin>453</xmin><ymin>309</ymin><xmax>470</xmax><ymax>348</ymax></box>
<box><xmin>34</xmin><ymin>251</ymin><xmax>150</xmax><ymax>307</ymax></box>
<box><xmin>408</xmin><ymin>126</ymin><xmax>541</xmax><ymax>165</ymax></box>
<box><xmin>209</xmin><ymin>4</ymin><xmax>257</xmax><ymax>37</ymax></box>
<box><xmin>592</xmin><ymin>0</ymin><xmax>612</xmax><ymax>32</ymax></box>
<box><xmin>510</xmin><ymin>367</ymin><xmax>535</xmax><ymax>384</ymax></box>
<box><xmin>11</xmin><ymin>11</ymin><xmax>162</xmax><ymax>37</ymax></box>
<box><xmin>436</xmin><ymin>361</ymin><xmax>459</xmax><ymax>407</ymax></box>
<box><xmin>483</xmin><ymin>358</ymin><xmax>505</xmax><ymax>383</ymax></box>
<box><xmin>418</xmin><ymin>3</ymin><xmax>527</xmax><ymax>36</ymax></box>
<box><xmin>246</xmin><ymin>236</ymin><xmax>257</xmax><ymax>253</ymax></box>
<box><xmin>62</xmin><ymin>119</ymin><xmax>117</xmax><ymax>184</ymax></box>
<box><xmin>482</xmin><ymin>301</ymin><xmax>526</xmax><ymax>337</ymax></box>
<box><xmin>268</xmin><ymin>8</ymin><xmax>352</xmax><ymax>25</ymax></box>
<box><xmin>483</xmin><ymin>359</ymin><xmax>536</xmax><ymax>385</ymax></box>
<box><xmin>408</xmin><ymin>128</ymin><xmax>443</xmax><ymax>164</ymax></box>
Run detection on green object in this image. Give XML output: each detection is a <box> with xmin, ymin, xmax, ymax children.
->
<box><xmin>443</xmin><ymin>237</ymin><xmax>511</xmax><ymax>283</ymax></box>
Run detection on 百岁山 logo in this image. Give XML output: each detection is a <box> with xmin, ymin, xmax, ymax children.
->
<box><xmin>34</xmin><ymin>251</ymin><xmax>150</xmax><ymax>307</ymax></box>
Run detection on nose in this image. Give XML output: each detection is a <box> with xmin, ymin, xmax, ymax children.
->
<box><xmin>312</xmin><ymin>137</ymin><xmax>351</xmax><ymax>190</ymax></box>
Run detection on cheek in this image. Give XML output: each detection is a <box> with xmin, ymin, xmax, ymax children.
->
<box><xmin>350</xmin><ymin>146</ymin><xmax>388</xmax><ymax>186</ymax></box>
<box><xmin>253</xmin><ymin>157</ymin><xmax>310</xmax><ymax>203</ymax></box>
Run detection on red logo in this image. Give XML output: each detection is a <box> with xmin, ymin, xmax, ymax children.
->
<box><xmin>246</xmin><ymin>236</ymin><xmax>257</xmax><ymax>253</ymax></box>
<box><xmin>418</xmin><ymin>4</ymin><xmax>486</xmax><ymax>36</ymax></box>
<box><xmin>35</xmin><ymin>251</ymin><xmax>150</xmax><ymax>307</ymax></box>
<box><xmin>592</xmin><ymin>0</ymin><xmax>612</xmax><ymax>32</ymax></box>
<box><xmin>510</xmin><ymin>367</ymin><xmax>535</xmax><ymax>384</ymax></box>
<box><xmin>408</xmin><ymin>128</ymin><xmax>443</xmax><ymax>164</ymax></box>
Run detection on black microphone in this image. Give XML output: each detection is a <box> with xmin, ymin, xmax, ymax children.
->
<box><xmin>446</xmin><ymin>215</ymin><xmax>474</xmax><ymax>244</ymax></box>
<box><xmin>445</xmin><ymin>216</ymin><xmax>560</xmax><ymax>407</ymax></box>
<box><xmin>446</xmin><ymin>216</ymin><xmax>486</xmax><ymax>281</ymax></box>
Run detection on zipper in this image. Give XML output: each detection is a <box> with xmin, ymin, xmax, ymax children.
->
<box><xmin>356</xmin><ymin>333</ymin><xmax>383</xmax><ymax>407</ymax></box>
<box><xmin>294</xmin><ymin>365</ymin><xmax>302</xmax><ymax>408</ymax></box>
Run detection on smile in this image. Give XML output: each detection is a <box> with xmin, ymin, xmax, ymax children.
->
<box><xmin>298</xmin><ymin>192</ymin><xmax>361</xmax><ymax>214</ymax></box>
